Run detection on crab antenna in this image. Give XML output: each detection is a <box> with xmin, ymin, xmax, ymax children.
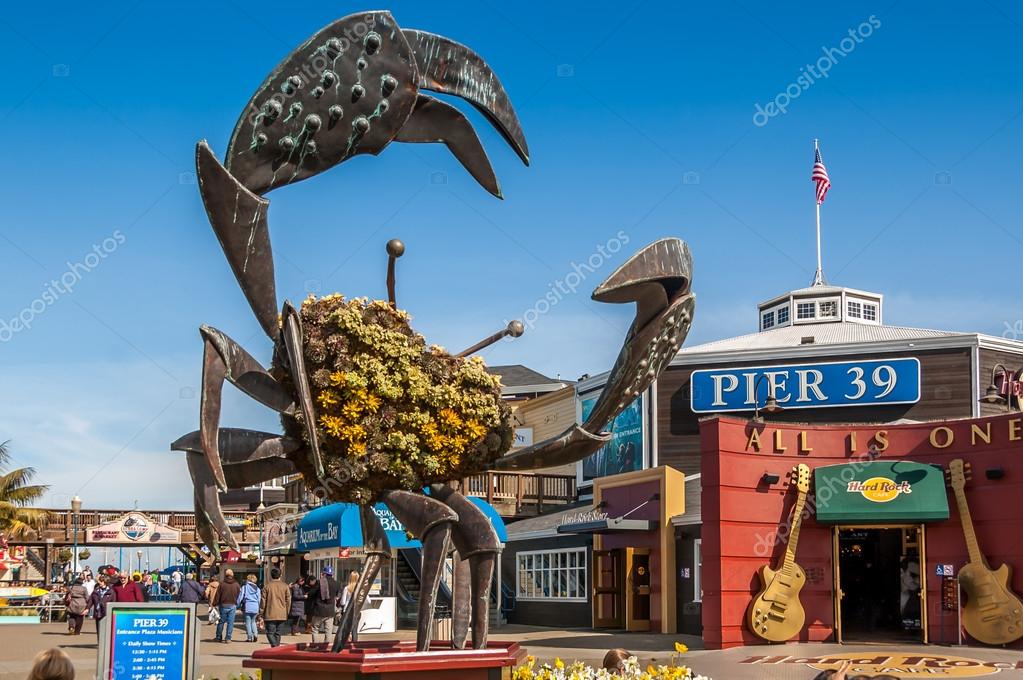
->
<box><xmin>457</xmin><ymin>320</ymin><xmax>524</xmax><ymax>358</ymax></box>
<box><xmin>386</xmin><ymin>239</ymin><xmax>405</xmax><ymax>307</ymax></box>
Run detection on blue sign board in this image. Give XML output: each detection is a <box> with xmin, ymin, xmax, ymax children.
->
<box><xmin>690</xmin><ymin>358</ymin><xmax>921</xmax><ymax>413</ymax></box>
<box><xmin>99</xmin><ymin>603</ymin><xmax>197</xmax><ymax>680</ymax></box>
<box><xmin>580</xmin><ymin>394</ymin><xmax>645</xmax><ymax>482</ymax></box>
<box><xmin>298</xmin><ymin>498</ymin><xmax>507</xmax><ymax>552</ymax></box>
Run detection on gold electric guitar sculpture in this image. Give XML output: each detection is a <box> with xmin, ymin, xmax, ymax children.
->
<box><xmin>747</xmin><ymin>463</ymin><xmax>810</xmax><ymax>642</ymax></box>
<box><xmin>946</xmin><ymin>459</ymin><xmax>1023</xmax><ymax>645</ymax></box>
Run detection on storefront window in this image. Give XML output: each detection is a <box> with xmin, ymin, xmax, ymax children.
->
<box><xmin>516</xmin><ymin>548</ymin><xmax>587</xmax><ymax>601</ymax></box>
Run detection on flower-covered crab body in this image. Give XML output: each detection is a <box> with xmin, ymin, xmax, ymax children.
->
<box><xmin>279</xmin><ymin>295</ymin><xmax>512</xmax><ymax>503</ymax></box>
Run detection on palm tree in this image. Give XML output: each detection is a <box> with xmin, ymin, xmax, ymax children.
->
<box><xmin>0</xmin><ymin>441</ymin><xmax>49</xmax><ymax>538</ymax></box>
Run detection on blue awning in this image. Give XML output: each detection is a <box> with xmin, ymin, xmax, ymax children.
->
<box><xmin>297</xmin><ymin>498</ymin><xmax>507</xmax><ymax>552</ymax></box>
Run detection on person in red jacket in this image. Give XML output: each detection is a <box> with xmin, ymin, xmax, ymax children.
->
<box><xmin>112</xmin><ymin>571</ymin><xmax>144</xmax><ymax>602</ymax></box>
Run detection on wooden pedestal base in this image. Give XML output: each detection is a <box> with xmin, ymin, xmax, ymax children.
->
<box><xmin>243</xmin><ymin>640</ymin><xmax>527</xmax><ymax>680</ymax></box>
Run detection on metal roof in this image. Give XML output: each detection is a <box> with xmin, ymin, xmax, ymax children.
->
<box><xmin>677</xmin><ymin>322</ymin><xmax>961</xmax><ymax>355</ymax></box>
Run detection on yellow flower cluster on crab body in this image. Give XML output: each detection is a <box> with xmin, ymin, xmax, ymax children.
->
<box><xmin>287</xmin><ymin>295</ymin><xmax>513</xmax><ymax>502</ymax></box>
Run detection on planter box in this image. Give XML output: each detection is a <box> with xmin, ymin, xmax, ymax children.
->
<box><xmin>243</xmin><ymin>640</ymin><xmax>526</xmax><ymax>680</ymax></box>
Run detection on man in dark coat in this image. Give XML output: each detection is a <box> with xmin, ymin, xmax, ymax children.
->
<box><xmin>212</xmin><ymin>569</ymin><xmax>241</xmax><ymax>643</ymax></box>
<box><xmin>307</xmin><ymin>565</ymin><xmax>340</xmax><ymax>644</ymax></box>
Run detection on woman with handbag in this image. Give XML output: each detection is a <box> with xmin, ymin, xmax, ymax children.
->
<box><xmin>89</xmin><ymin>574</ymin><xmax>117</xmax><ymax>636</ymax></box>
<box><xmin>64</xmin><ymin>578</ymin><xmax>89</xmax><ymax>636</ymax></box>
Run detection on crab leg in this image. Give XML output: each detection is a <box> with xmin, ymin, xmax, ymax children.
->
<box><xmin>281</xmin><ymin>301</ymin><xmax>325</xmax><ymax>481</ymax></box>
<box><xmin>431</xmin><ymin>484</ymin><xmax>501</xmax><ymax>649</ymax></box>
<box><xmin>380</xmin><ymin>490</ymin><xmax>458</xmax><ymax>651</ymax></box>
<box><xmin>195</xmin><ymin>141</ymin><xmax>279</xmax><ymax>338</ymax></box>
<box><xmin>199</xmin><ymin>326</ymin><xmax>294</xmax><ymax>490</ymax></box>
<box><xmin>173</xmin><ymin>428</ymin><xmax>299</xmax><ymax>556</ymax></box>
<box><xmin>332</xmin><ymin>506</ymin><xmax>390</xmax><ymax>651</ymax></box>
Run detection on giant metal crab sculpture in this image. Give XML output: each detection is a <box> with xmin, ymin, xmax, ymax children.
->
<box><xmin>170</xmin><ymin>11</ymin><xmax>695</xmax><ymax>653</ymax></box>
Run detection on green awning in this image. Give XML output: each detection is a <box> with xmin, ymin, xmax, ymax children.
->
<box><xmin>814</xmin><ymin>461</ymin><xmax>950</xmax><ymax>523</ymax></box>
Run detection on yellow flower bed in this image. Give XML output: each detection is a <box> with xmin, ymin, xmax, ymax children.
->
<box><xmin>281</xmin><ymin>295</ymin><xmax>513</xmax><ymax>503</ymax></box>
<box><xmin>511</xmin><ymin>645</ymin><xmax>709</xmax><ymax>680</ymax></box>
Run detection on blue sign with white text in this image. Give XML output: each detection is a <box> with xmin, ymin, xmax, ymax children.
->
<box><xmin>109</xmin><ymin>609</ymin><xmax>189</xmax><ymax>680</ymax></box>
<box><xmin>690</xmin><ymin>358</ymin><xmax>920</xmax><ymax>413</ymax></box>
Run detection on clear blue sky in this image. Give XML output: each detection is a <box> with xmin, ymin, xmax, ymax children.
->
<box><xmin>0</xmin><ymin>1</ymin><xmax>1021</xmax><ymax>509</ymax></box>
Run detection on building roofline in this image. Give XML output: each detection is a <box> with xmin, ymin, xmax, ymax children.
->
<box><xmin>501</xmin><ymin>382</ymin><xmax>571</xmax><ymax>396</ymax></box>
<box><xmin>758</xmin><ymin>285</ymin><xmax>884</xmax><ymax>309</ymax></box>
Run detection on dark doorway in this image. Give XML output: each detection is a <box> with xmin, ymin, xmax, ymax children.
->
<box><xmin>837</xmin><ymin>527</ymin><xmax>923</xmax><ymax>642</ymax></box>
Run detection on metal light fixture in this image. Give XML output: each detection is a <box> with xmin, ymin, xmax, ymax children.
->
<box><xmin>752</xmin><ymin>374</ymin><xmax>785</xmax><ymax>424</ymax></box>
<box><xmin>979</xmin><ymin>363</ymin><xmax>1018</xmax><ymax>412</ymax></box>
<box><xmin>986</xmin><ymin>467</ymin><xmax>1005</xmax><ymax>480</ymax></box>
<box><xmin>761</xmin><ymin>472</ymin><xmax>781</xmax><ymax>485</ymax></box>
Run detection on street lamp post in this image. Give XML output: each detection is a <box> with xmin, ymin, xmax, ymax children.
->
<box><xmin>70</xmin><ymin>496</ymin><xmax>82</xmax><ymax>578</ymax></box>
<box><xmin>136</xmin><ymin>549</ymin><xmax>143</xmax><ymax>576</ymax></box>
<box><xmin>752</xmin><ymin>374</ymin><xmax>784</xmax><ymax>424</ymax></box>
<box><xmin>257</xmin><ymin>503</ymin><xmax>266</xmax><ymax>584</ymax></box>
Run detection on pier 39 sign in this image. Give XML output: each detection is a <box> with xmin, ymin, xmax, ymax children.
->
<box><xmin>691</xmin><ymin>358</ymin><xmax>920</xmax><ymax>413</ymax></box>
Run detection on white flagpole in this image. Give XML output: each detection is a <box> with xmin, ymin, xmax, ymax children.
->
<box><xmin>813</xmin><ymin>139</ymin><xmax>823</xmax><ymax>286</ymax></box>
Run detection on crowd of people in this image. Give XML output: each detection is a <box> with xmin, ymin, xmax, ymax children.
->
<box><xmin>202</xmin><ymin>565</ymin><xmax>358</xmax><ymax>646</ymax></box>
<box><xmin>50</xmin><ymin>563</ymin><xmax>362</xmax><ymax>648</ymax></box>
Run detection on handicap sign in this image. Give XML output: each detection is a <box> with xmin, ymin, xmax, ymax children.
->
<box><xmin>935</xmin><ymin>563</ymin><xmax>955</xmax><ymax>576</ymax></box>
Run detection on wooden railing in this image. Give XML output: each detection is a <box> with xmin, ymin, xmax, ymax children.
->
<box><xmin>461</xmin><ymin>471</ymin><xmax>577</xmax><ymax>517</ymax></box>
<box><xmin>26</xmin><ymin>509</ymin><xmax>260</xmax><ymax>544</ymax></box>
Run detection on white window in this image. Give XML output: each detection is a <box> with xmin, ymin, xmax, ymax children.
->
<box><xmin>761</xmin><ymin>311</ymin><xmax>775</xmax><ymax>330</ymax></box>
<box><xmin>777</xmin><ymin>306</ymin><xmax>789</xmax><ymax>324</ymax></box>
<box><xmin>819</xmin><ymin>300</ymin><xmax>837</xmax><ymax>318</ymax></box>
<box><xmin>693</xmin><ymin>539</ymin><xmax>702</xmax><ymax>602</ymax></box>
<box><xmin>863</xmin><ymin>304</ymin><xmax>878</xmax><ymax>321</ymax></box>
<box><xmin>847</xmin><ymin>301</ymin><xmax>862</xmax><ymax>319</ymax></box>
<box><xmin>516</xmin><ymin>548</ymin><xmax>587</xmax><ymax>601</ymax></box>
<box><xmin>796</xmin><ymin>302</ymin><xmax>815</xmax><ymax>320</ymax></box>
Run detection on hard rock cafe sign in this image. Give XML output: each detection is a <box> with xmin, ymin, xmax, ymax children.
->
<box><xmin>847</xmin><ymin>477</ymin><xmax>912</xmax><ymax>503</ymax></box>
<box><xmin>741</xmin><ymin>652</ymin><xmax>1023</xmax><ymax>677</ymax></box>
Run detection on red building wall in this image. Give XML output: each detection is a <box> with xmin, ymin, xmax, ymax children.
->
<box><xmin>700</xmin><ymin>413</ymin><xmax>1023</xmax><ymax>649</ymax></box>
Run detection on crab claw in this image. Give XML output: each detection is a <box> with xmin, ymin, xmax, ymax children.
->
<box><xmin>584</xmin><ymin>238</ymin><xmax>694</xmax><ymax>432</ymax></box>
<box><xmin>403</xmin><ymin>29</ymin><xmax>530</xmax><ymax>166</ymax></box>
<box><xmin>495</xmin><ymin>239</ymin><xmax>695</xmax><ymax>472</ymax></box>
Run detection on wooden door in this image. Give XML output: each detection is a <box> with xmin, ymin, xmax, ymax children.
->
<box><xmin>593</xmin><ymin>549</ymin><xmax>624</xmax><ymax>628</ymax></box>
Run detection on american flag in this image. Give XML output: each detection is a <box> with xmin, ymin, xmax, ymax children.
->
<box><xmin>812</xmin><ymin>147</ymin><xmax>831</xmax><ymax>205</ymax></box>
